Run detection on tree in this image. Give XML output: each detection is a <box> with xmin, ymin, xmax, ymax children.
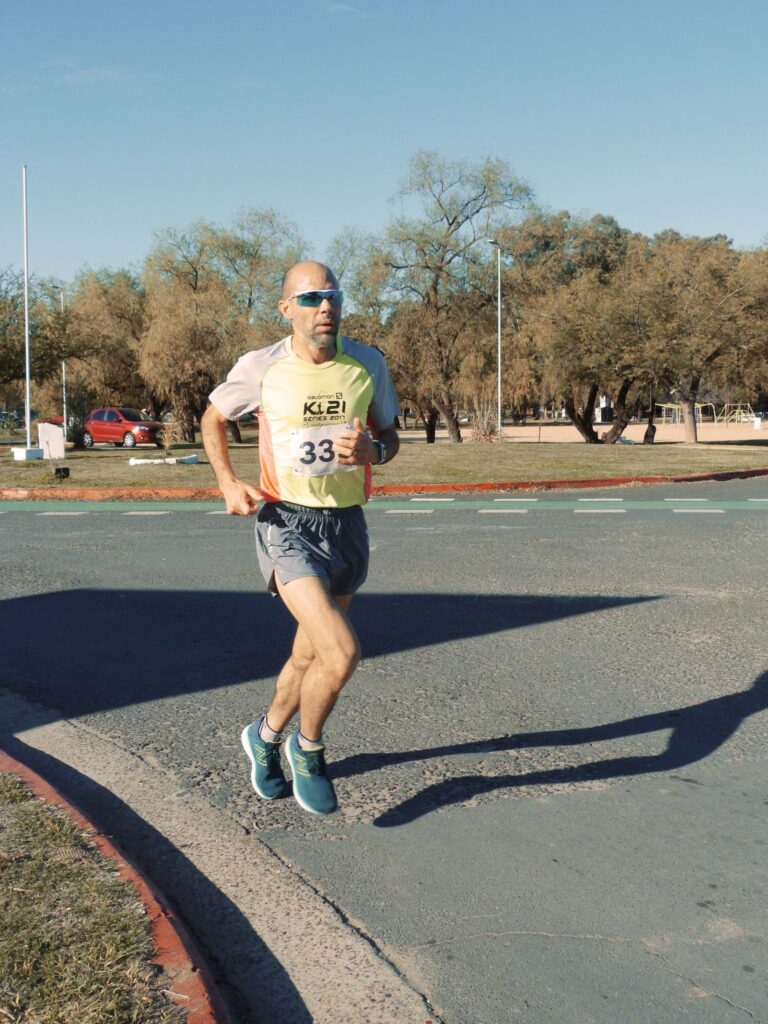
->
<box><xmin>141</xmin><ymin>212</ymin><xmax>300</xmax><ymax>441</ymax></box>
<box><xmin>643</xmin><ymin>233</ymin><xmax>758</xmax><ymax>442</ymax></box>
<box><xmin>382</xmin><ymin>152</ymin><xmax>533</xmax><ymax>442</ymax></box>
<box><xmin>500</xmin><ymin>213</ymin><xmax>636</xmax><ymax>441</ymax></box>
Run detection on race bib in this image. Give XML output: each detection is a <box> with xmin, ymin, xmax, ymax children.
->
<box><xmin>290</xmin><ymin>423</ymin><xmax>358</xmax><ymax>476</ymax></box>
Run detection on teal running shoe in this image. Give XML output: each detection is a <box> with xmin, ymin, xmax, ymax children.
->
<box><xmin>286</xmin><ymin>732</ymin><xmax>338</xmax><ymax>815</ymax></box>
<box><xmin>241</xmin><ymin>720</ymin><xmax>290</xmax><ymax>800</ymax></box>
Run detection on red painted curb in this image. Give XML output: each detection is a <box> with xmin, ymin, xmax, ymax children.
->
<box><xmin>0</xmin><ymin>749</ymin><xmax>231</xmax><ymax>1024</ymax></box>
<box><xmin>1</xmin><ymin>466</ymin><xmax>767</xmax><ymax>502</ymax></box>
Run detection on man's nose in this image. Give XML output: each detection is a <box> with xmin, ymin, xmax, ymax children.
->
<box><xmin>319</xmin><ymin>297</ymin><xmax>335</xmax><ymax>312</ymax></box>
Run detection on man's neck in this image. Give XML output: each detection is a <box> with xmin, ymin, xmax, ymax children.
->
<box><xmin>290</xmin><ymin>334</ymin><xmax>337</xmax><ymax>365</ymax></box>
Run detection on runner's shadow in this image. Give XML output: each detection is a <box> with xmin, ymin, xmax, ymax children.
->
<box><xmin>356</xmin><ymin>670</ymin><xmax>768</xmax><ymax>828</ymax></box>
<box><xmin>0</xmin><ymin>735</ymin><xmax>313</xmax><ymax>1024</ymax></box>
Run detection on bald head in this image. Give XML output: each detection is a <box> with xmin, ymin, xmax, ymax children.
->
<box><xmin>281</xmin><ymin>261</ymin><xmax>338</xmax><ymax>299</ymax></box>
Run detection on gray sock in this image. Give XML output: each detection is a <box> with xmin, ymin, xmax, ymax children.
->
<box><xmin>259</xmin><ymin>716</ymin><xmax>282</xmax><ymax>744</ymax></box>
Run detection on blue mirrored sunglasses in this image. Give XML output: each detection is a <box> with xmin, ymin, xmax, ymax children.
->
<box><xmin>289</xmin><ymin>288</ymin><xmax>344</xmax><ymax>308</ymax></box>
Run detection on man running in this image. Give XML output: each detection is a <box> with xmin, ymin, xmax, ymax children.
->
<box><xmin>201</xmin><ymin>261</ymin><xmax>399</xmax><ymax>815</ymax></box>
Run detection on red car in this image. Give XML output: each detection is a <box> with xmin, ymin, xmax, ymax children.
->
<box><xmin>83</xmin><ymin>407</ymin><xmax>163</xmax><ymax>448</ymax></box>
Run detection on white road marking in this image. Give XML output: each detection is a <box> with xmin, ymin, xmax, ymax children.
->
<box><xmin>385</xmin><ymin>509</ymin><xmax>434</xmax><ymax>514</ymax></box>
<box><xmin>578</xmin><ymin>497</ymin><xmax>624</xmax><ymax>502</ymax></box>
<box><xmin>206</xmin><ymin>510</ymin><xmax>230</xmax><ymax>515</ymax></box>
<box><xmin>494</xmin><ymin>497</ymin><xmax>538</xmax><ymax>502</ymax></box>
<box><xmin>574</xmin><ymin>509</ymin><xmax>626</xmax><ymax>514</ymax></box>
<box><xmin>478</xmin><ymin>508</ymin><xmax>529</xmax><ymax>514</ymax></box>
<box><xmin>36</xmin><ymin>511</ymin><xmax>89</xmax><ymax>516</ymax></box>
<box><xmin>747</xmin><ymin>498</ymin><xmax>768</xmax><ymax>502</ymax></box>
<box><xmin>411</xmin><ymin>497</ymin><xmax>454</xmax><ymax>502</ymax></box>
<box><xmin>122</xmin><ymin>511</ymin><xmax>172</xmax><ymax>516</ymax></box>
<box><xmin>672</xmin><ymin>508</ymin><xmax>725</xmax><ymax>514</ymax></box>
<box><xmin>664</xmin><ymin>497</ymin><xmax>708</xmax><ymax>502</ymax></box>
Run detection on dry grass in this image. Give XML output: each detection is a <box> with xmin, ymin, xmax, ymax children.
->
<box><xmin>1</xmin><ymin>427</ymin><xmax>767</xmax><ymax>492</ymax></box>
<box><xmin>0</xmin><ymin>773</ymin><xmax>186</xmax><ymax>1024</ymax></box>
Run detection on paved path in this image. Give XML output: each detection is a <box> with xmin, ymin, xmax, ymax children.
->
<box><xmin>2</xmin><ymin>479</ymin><xmax>767</xmax><ymax>1023</ymax></box>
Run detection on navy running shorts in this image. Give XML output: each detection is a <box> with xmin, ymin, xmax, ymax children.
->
<box><xmin>255</xmin><ymin>500</ymin><xmax>369</xmax><ymax>596</ymax></box>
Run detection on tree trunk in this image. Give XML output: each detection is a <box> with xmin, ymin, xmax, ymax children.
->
<box><xmin>681</xmin><ymin>379</ymin><xmax>700</xmax><ymax>442</ymax></box>
<box><xmin>643</xmin><ymin>392</ymin><xmax>656</xmax><ymax>444</ymax></box>
<box><xmin>564</xmin><ymin>384</ymin><xmax>601</xmax><ymax>443</ymax></box>
<box><xmin>602</xmin><ymin>378</ymin><xmax>635</xmax><ymax>444</ymax></box>
<box><xmin>425</xmin><ymin>407</ymin><xmax>439</xmax><ymax>444</ymax></box>
<box><xmin>433</xmin><ymin>395</ymin><xmax>463</xmax><ymax>443</ymax></box>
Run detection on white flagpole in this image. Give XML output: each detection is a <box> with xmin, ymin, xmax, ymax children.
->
<box><xmin>22</xmin><ymin>165</ymin><xmax>32</xmax><ymax>449</ymax></box>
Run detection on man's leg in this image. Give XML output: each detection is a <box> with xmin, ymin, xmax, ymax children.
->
<box><xmin>272</xmin><ymin>576</ymin><xmax>358</xmax><ymax>741</ymax></box>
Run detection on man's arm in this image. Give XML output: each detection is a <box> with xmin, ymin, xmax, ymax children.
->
<box><xmin>335</xmin><ymin>418</ymin><xmax>400</xmax><ymax>466</ymax></box>
<box><xmin>201</xmin><ymin>404</ymin><xmax>263</xmax><ymax>516</ymax></box>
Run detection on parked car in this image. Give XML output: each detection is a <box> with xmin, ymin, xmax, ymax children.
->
<box><xmin>83</xmin><ymin>407</ymin><xmax>164</xmax><ymax>448</ymax></box>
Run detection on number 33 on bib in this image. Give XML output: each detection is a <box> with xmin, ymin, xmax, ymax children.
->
<box><xmin>290</xmin><ymin>424</ymin><xmax>358</xmax><ymax>477</ymax></box>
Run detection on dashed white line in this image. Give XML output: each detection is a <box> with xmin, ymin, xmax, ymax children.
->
<box><xmin>121</xmin><ymin>511</ymin><xmax>172</xmax><ymax>516</ymax></box>
<box><xmin>35</xmin><ymin>511</ymin><xmax>89</xmax><ymax>516</ymax></box>
<box><xmin>664</xmin><ymin>497</ymin><xmax>708</xmax><ymax>502</ymax></box>
<box><xmin>574</xmin><ymin>509</ymin><xmax>626</xmax><ymax>514</ymax></box>
<box><xmin>747</xmin><ymin>498</ymin><xmax>768</xmax><ymax>502</ymax></box>
<box><xmin>478</xmin><ymin>508</ymin><xmax>528</xmax><ymax>514</ymax></box>
<box><xmin>411</xmin><ymin>497</ymin><xmax>454</xmax><ymax>502</ymax></box>
<box><xmin>206</xmin><ymin>510</ymin><xmax>230</xmax><ymax>515</ymax></box>
<box><xmin>494</xmin><ymin>497</ymin><xmax>538</xmax><ymax>502</ymax></box>
<box><xmin>578</xmin><ymin>498</ymin><xmax>624</xmax><ymax>502</ymax></box>
<box><xmin>385</xmin><ymin>509</ymin><xmax>434</xmax><ymax>514</ymax></box>
<box><xmin>672</xmin><ymin>508</ymin><xmax>725</xmax><ymax>514</ymax></box>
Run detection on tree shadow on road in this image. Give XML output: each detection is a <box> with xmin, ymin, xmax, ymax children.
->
<box><xmin>0</xmin><ymin>589</ymin><xmax>659</xmax><ymax>718</ymax></box>
<box><xmin>345</xmin><ymin>670</ymin><xmax>768</xmax><ymax>828</ymax></box>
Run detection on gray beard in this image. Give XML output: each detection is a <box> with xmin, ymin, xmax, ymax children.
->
<box><xmin>306</xmin><ymin>330</ymin><xmax>337</xmax><ymax>350</ymax></box>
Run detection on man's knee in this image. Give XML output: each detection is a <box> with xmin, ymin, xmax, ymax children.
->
<box><xmin>290</xmin><ymin>648</ymin><xmax>315</xmax><ymax>676</ymax></box>
<box><xmin>318</xmin><ymin>633</ymin><xmax>360</xmax><ymax>687</ymax></box>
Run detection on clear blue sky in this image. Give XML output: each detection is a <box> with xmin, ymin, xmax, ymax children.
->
<box><xmin>2</xmin><ymin>0</ymin><xmax>767</xmax><ymax>281</ymax></box>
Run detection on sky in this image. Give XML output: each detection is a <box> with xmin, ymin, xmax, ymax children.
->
<box><xmin>2</xmin><ymin>0</ymin><xmax>767</xmax><ymax>282</ymax></box>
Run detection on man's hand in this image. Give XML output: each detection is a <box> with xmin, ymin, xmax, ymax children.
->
<box><xmin>220</xmin><ymin>478</ymin><xmax>263</xmax><ymax>516</ymax></box>
<box><xmin>336</xmin><ymin>418</ymin><xmax>378</xmax><ymax>465</ymax></box>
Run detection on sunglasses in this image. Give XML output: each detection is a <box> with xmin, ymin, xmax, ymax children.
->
<box><xmin>289</xmin><ymin>288</ymin><xmax>344</xmax><ymax>308</ymax></box>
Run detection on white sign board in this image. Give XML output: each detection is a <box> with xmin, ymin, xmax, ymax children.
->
<box><xmin>37</xmin><ymin>422</ymin><xmax>65</xmax><ymax>459</ymax></box>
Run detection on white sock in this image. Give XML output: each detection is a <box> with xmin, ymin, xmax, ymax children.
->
<box><xmin>298</xmin><ymin>731</ymin><xmax>324</xmax><ymax>751</ymax></box>
<box><xmin>259</xmin><ymin>716</ymin><xmax>282</xmax><ymax>744</ymax></box>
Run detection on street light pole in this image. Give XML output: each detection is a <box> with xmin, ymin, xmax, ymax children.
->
<box><xmin>60</xmin><ymin>289</ymin><xmax>67</xmax><ymax>443</ymax></box>
<box><xmin>22</xmin><ymin>166</ymin><xmax>33</xmax><ymax>450</ymax></box>
<box><xmin>489</xmin><ymin>240</ymin><xmax>502</xmax><ymax>436</ymax></box>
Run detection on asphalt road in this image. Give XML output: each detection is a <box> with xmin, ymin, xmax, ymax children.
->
<box><xmin>2</xmin><ymin>480</ymin><xmax>767</xmax><ymax>1023</ymax></box>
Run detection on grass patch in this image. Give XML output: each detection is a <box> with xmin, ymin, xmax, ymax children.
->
<box><xmin>1</xmin><ymin>434</ymin><xmax>767</xmax><ymax>492</ymax></box>
<box><xmin>0</xmin><ymin>772</ymin><xmax>185</xmax><ymax>1024</ymax></box>
<box><xmin>373</xmin><ymin>439</ymin><xmax>768</xmax><ymax>486</ymax></box>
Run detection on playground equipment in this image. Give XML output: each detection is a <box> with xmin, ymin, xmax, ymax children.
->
<box><xmin>654</xmin><ymin>402</ymin><xmax>755</xmax><ymax>425</ymax></box>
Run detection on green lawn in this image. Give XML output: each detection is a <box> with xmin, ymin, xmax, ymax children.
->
<box><xmin>1</xmin><ymin>434</ymin><xmax>767</xmax><ymax>492</ymax></box>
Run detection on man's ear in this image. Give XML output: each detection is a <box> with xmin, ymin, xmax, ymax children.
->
<box><xmin>277</xmin><ymin>299</ymin><xmax>292</xmax><ymax>323</ymax></box>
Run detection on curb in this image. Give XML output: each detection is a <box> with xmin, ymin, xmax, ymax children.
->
<box><xmin>0</xmin><ymin>748</ymin><xmax>232</xmax><ymax>1024</ymax></box>
<box><xmin>1</xmin><ymin>466</ymin><xmax>768</xmax><ymax>502</ymax></box>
